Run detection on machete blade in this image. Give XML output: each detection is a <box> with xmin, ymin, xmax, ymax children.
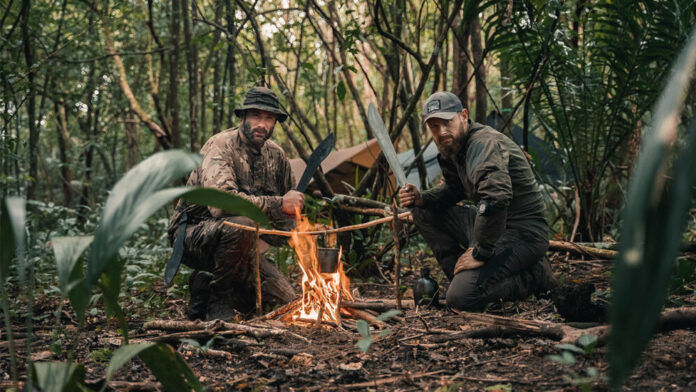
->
<box><xmin>367</xmin><ymin>103</ymin><xmax>408</xmax><ymax>188</ymax></box>
<box><xmin>296</xmin><ymin>132</ymin><xmax>335</xmax><ymax>192</ymax></box>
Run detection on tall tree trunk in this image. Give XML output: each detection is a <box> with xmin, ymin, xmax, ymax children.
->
<box><xmin>224</xmin><ymin>0</ymin><xmax>236</xmax><ymax>126</ymax></box>
<box><xmin>167</xmin><ymin>0</ymin><xmax>181</xmax><ymax>147</ymax></box>
<box><xmin>21</xmin><ymin>0</ymin><xmax>38</xmax><ymax>200</ymax></box>
<box><xmin>55</xmin><ymin>103</ymin><xmax>72</xmax><ymax>205</ymax></box>
<box><xmin>124</xmin><ymin>112</ymin><xmax>141</xmax><ymax>170</ymax></box>
<box><xmin>181</xmin><ymin>0</ymin><xmax>198</xmax><ymax>151</ymax></box>
<box><xmin>211</xmin><ymin>0</ymin><xmax>223</xmax><ymax>134</ymax></box>
<box><xmin>451</xmin><ymin>14</ymin><xmax>470</xmax><ymax>109</ymax></box>
<box><xmin>471</xmin><ymin>16</ymin><xmax>487</xmax><ymax>122</ymax></box>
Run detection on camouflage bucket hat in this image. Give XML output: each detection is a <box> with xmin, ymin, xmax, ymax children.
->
<box><xmin>234</xmin><ymin>86</ymin><xmax>288</xmax><ymax>123</ymax></box>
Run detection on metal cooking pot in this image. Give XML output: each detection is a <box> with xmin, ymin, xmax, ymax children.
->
<box><xmin>317</xmin><ymin>247</ymin><xmax>339</xmax><ymax>273</ymax></box>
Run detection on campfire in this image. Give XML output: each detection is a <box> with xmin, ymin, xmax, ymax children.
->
<box><xmin>279</xmin><ymin>213</ymin><xmax>354</xmax><ymax>326</ymax></box>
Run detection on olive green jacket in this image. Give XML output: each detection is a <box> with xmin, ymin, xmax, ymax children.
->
<box><xmin>421</xmin><ymin>121</ymin><xmax>547</xmax><ymax>250</ymax></box>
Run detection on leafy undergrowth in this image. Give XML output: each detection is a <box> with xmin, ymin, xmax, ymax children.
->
<box><xmin>3</xmin><ymin>251</ymin><xmax>696</xmax><ymax>391</ymax></box>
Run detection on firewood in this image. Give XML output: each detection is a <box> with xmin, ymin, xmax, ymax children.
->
<box><xmin>255</xmin><ymin>298</ymin><xmax>302</xmax><ymax>321</ymax></box>
<box><xmin>143</xmin><ymin>319</ymin><xmax>309</xmax><ymax>341</ymax></box>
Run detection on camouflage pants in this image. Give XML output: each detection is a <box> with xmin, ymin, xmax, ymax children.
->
<box><xmin>179</xmin><ymin>216</ymin><xmax>296</xmax><ymax>318</ymax></box>
<box><xmin>412</xmin><ymin>205</ymin><xmax>555</xmax><ymax>311</ymax></box>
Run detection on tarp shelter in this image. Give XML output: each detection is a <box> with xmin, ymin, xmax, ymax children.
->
<box><xmin>396</xmin><ymin>142</ymin><xmax>442</xmax><ymax>190</ymax></box>
<box><xmin>290</xmin><ymin>139</ymin><xmax>385</xmax><ymax>194</ymax></box>
<box><xmin>291</xmin><ymin>138</ymin><xmax>448</xmax><ymax>194</ymax></box>
<box><xmin>291</xmin><ymin>138</ymin><xmax>445</xmax><ymax>194</ymax></box>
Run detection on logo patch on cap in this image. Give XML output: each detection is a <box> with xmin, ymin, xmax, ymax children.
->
<box><xmin>427</xmin><ymin>100</ymin><xmax>441</xmax><ymax>113</ymax></box>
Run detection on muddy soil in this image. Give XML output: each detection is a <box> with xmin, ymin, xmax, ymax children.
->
<box><xmin>3</xmin><ymin>252</ymin><xmax>696</xmax><ymax>391</ymax></box>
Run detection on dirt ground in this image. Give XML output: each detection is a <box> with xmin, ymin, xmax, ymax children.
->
<box><xmin>3</xmin><ymin>251</ymin><xmax>696</xmax><ymax>391</ymax></box>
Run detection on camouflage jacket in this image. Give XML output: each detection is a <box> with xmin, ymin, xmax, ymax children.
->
<box><xmin>168</xmin><ymin>127</ymin><xmax>294</xmax><ymax>242</ymax></box>
<box><xmin>421</xmin><ymin>121</ymin><xmax>548</xmax><ymax>250</ymax></box>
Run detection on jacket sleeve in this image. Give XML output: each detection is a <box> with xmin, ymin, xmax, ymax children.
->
<box><xmin>466</xmin><ymin>137</ymin><xmax>513</xmax><ymax>251</ymax></box>
<box><xmin>199</xmin><ymin>142</ymin><xmax>284</xmax><ymax>219</ymax></box>
<box><xmin>421</xmin><ymin>156</ymin><xmax>465</xmax><ymax>209</ymax></box>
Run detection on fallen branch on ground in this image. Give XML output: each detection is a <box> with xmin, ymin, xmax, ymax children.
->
<box><xmin>456</xmin><ymin>306</ymin><xmax>696</xmax><ymax>345</ymax></box>
<box><xmin>548</xmin><ymin>240</ymin><xmax>618</xmax><ymax>259</ymax></box>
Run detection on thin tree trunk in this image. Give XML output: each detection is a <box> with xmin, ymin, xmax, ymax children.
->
<box><xmin>182</xmin><ymin>0</ymin><xmax>198</xmax><ymax>151</ymax></box>
<box><xmin>212</xmin><ymin>0</ymin><xmax>223</xmax><ymax>134</ymax></box>
<box><xmin>451</xmin><ymin>13</ymin><xmax>470</xmax><ymax>108</ymax></box>
<box><xmin>167</xmin><ymin>0</ymin><xmax>181</xmax><ymax>148</ymax></box>
<box><xmin>21</xmin><ymin>0</ymin><xmax>38</xmax><ymax>200</ymax></box>
<box><xmin>471</xmin><ymin>16</ymin><xmax>487</xmax><ymax>122</ymax></box>
<box><xmin>225</xmin><ymin>0</ymin><xmax>236</xmax><ymax>126</ymax></box>
<box><xmin>55</xmin><ymin>103</ymin><xmax>72</xmax><ymax>205</ymax></box>
<box><xmin>124</xmin><ymin>112</ymin><xmax>141</xmax><ymax>170</ymax></box>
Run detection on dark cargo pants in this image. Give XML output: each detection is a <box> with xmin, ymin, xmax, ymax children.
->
<box><xmin>412</xmin><ymin>205</ymin><xmax>554</xmax><ymax>311</ymax></box>
<box><xmin>179</xmin><ymin>216</ymin><xmax>296</xmax><ymax>319</ymax></box>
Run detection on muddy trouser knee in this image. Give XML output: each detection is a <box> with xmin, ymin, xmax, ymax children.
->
<box><xmin>181</xmin><ymin>216</ymin><xmax>295</xmax><ymax>315</ymax></box>
<box><xmin>446</xmin><ymin>236</ymin><xmax>549</xmax><ymax>311</ymax></box>
<box><xmin>412</xmin><ymin>205</ymin><xmax>549</xmax><ymax>310</ymax></box>
<box><xmin>412</xmin><ymin>205</ymin><xmax>478</xmax><ymax>280</ymax></box>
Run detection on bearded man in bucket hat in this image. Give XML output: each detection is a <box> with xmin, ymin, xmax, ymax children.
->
<box><xmin>168</xmin><ymin>86</ymin><xmax>302</xmax><ymax>321</ymax></box>
<box><xmin>398</xmin><ymin>91</ymin><xmax>557</xmax><ymax>311</ymax></box>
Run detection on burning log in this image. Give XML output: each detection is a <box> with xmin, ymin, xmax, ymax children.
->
<box><xmin>280</xmin><ymin>213</ymin><xmax>355</xmax><ymax>327</ymax></box>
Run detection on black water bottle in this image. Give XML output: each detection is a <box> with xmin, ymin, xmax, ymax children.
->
<box><xmin>413</xmin><ymin>267</ymin><xmax>439</xmax><ymax>308</ymax></box>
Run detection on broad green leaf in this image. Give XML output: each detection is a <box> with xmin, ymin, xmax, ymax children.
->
<box><xmin>106</xmin><ymin>343</ymin><xmax>155</xmax><ymax>382</ymax></box>
<box><xmin>87</xmin><ymin>150</ymin><xmax>201</xmax><ymax>288</ymax></box>
<box><xmin>357</xmin><ymin>336</ymin><xmax>372</xmax><ymax>353</ymax></box>
<box><xmin>107</xmin><ymin>343</ymin><xmax>202</xmax><ymax>392</ymax></box>
<box><xmin>376</xmin><ymin>309</ymin><xmax>401</xmax><ymax>321</ymax></box>
<box><xmin>52</xmin><ymin>236</ymin><xmax>93</xmax><ymax>295</ymax></box>
<box><xmin>554</xmin><ymin>343</ymin><xmax>584</xmax><ymax>354</ymax></box>
<box><xmin>33</xmin><ymin>361</ymin><xmax>88</xmax><ymax>392</ymax></box>
<box><xmin>577</xmin><ymin>334</ymin><xmax>598</xmax><ymax>354</ymax></box>
<box><xmin>180</xmin><ymin>187</ymin><xmax>269</xmax><ymax>227</ymax></box>
<box><xmin>546</xmin><ymin>351</ymin><xmax>577</xmax><ymax>365</ymax></box>
<box><xmin>610</xmin><ymin>26</ymin><xmax>696</xmax><ymax>389</ymax></box>
<box><xmin>138</xmin><ymin>343</ymin><xmax>204</xmax><ymax>392</ymax></box>
<box><xmin>356</xmin><ymin>319</ymin><xmax>370</xmax><ymax>338</ymax></box>
<box><xmin>52</xmin><ymin>236</ymin><xmax>93</xmax><ymax>325</ymax></box>
<box><xmin>0</xmin><ymin>197</ymin><xmax>26</xmax><ymax>280</ymax></box>
<box><xmin>336</xmin><ymin>81</ymin><xmax>346</xmax><ymax>102</ymax></box>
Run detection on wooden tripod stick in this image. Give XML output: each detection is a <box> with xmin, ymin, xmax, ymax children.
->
<box><xmin>254</xmin><ymin>224</ymin><xmax>262</xmax><ymax>316</ymax></box>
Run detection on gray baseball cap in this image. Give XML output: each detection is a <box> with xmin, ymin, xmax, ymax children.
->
<box><xmin>421</xmin><ymin>91</ymin><xmax>464</xmax><ymax>125</ymax></box>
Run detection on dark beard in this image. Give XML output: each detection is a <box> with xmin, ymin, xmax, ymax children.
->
<box><xmin>434</xmin><ymin>137</ymin><xmax>462</xmax><ymax>158</ymax></box>
<box><xmin>241</xmin><ymin>121</ymin><xmax>273</xmax><ymax>148</ymax></box>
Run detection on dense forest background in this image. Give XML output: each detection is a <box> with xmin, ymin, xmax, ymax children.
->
<box><xmin>3</xmin><ymin>0</ymin><xmax>696</xmax><ymax>390</ymax></box>
<box><xmin>3</xmin><ymin>0</ymin><xmax>694</xmax><ymax>241</ymax></box>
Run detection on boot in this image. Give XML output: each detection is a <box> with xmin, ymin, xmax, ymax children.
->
<box><xmin>187</xmin><ymin>270</ymin><xmax>212</xmax><ymax>321</ymax></box>
<box><xmin>532</xmin><ymin>257</ymin><xmax>559</xmax><ymax>295</ymax></box>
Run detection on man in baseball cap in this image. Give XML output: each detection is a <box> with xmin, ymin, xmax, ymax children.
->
<box><xmin>399</xmin><ymin>91</ymin><xmax>556</xmax><ymax>311</ymax></box>
<box><xmin>168</xmin><ymin>86</ymin><xmax>301</xmax><ymax>321</ymax></box>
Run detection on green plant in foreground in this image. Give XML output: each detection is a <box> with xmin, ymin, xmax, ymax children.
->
<box><xmin>356</xmin><ymin>309</ymin><xmax>401</xmax><ymax>352</ymax></box>
<box><xmin>2</xmin><ymin>149</ymin><xmax>275</xmax><ymax>391</ymax></box>
<box><xmin>546</xmin><ymin>334</ymin><xmax>601</xmax><ymax>392</ymax></box>
<box><xmin>610</xmin><ymin>25</ymin><xmax>696</xmax><ymax>390</ymax></box>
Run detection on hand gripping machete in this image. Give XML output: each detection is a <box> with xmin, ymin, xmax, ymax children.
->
<box><xmin>164</xmin><ymin>133</ymin><xmax>335</xmax><ymax>286</ymax></box>
<box><xmin>367</xmin><ymin>103</ymin><xmax>408</xmax><ymax>189</ymax></box>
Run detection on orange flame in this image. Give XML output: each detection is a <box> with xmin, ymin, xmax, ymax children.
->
<box><xmin>283</xmin><ymin>211</ymin><xmax>353</xmax><ymax>325</ymax></box>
